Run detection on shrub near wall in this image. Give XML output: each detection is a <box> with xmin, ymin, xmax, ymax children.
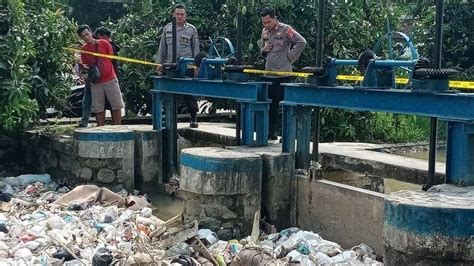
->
<box><xmin>0</xmin><ymin>0</ymin><xmax>76</xmax><ymax>133</ymax></box>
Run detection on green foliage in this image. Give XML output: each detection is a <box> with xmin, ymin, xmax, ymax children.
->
<box><xmin>0</xmin><ymin>0</ymin><xmax>76</xmax><ymax>133</ymax></box>
<box><xmin>320</xmin><ymin>109</ymin><xmax>372</xmax><ymax>142</ymax></box>
<box><xmin>109</xmin><ymin>0</ymin><xmax>396</xmax><ymax>116</ymax></box>
<box><xmin>320</xmin><ymin>110</ymin><xmax>442</xmax><ymax>143</ymax></box>
<box><xmin>67</xmin><ymin>0</ymin><xmax>125</xmax><ymax>29</ymax></box>
<box><xmin>368</xmin><ymin>113</ymin><xmax>430</xmax><ymax>143</ymax></box>
<box><xmin>107</xmin><ymin>1</ymin><xmax>171</xmax><ymax>115</ymax></box>
<box><xmin>0</xmin><ymin>0</ymin><xmax>469</xmax><ymax>144</ymax></box>
<box><xmin>106</xmin><ymin>0</ymin><xmax>471</xmax><ymax>143</ymax></box>
<box><xmin>405</xmin><ymin>1</ymin><xmax>473</xmax><ymax>80</ymax></box>
<box><xmin>439</xmin><ymin>2</ymin><xmax>473</xmax><ymax>81</ymax></box>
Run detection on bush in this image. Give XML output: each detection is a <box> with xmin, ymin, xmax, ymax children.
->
<box><xmin>0</xmin><ymin>0</ymin><xmax>76</xmax><ymax>133</ymax></box>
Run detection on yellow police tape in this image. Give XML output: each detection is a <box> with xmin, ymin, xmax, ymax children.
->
<box><xmin>242</xmin><ymin>69</ymin><xmax>311</xmax><ymax>78</ymax></box>
<box><xmin>64</xmin><ymin>47</ymin><xmax>162</xmax><ymax>67</ymax></box>
<box><xmin>65</xmin><ymin>47</ymin><xmax>473</xmax><ymax>89</ymax></box>
<box><xmin>242</xmin><ymin>70</ymin><xmax>473</xmax><ymax>90</ymax></box>
<box><xmin>336</xmin><ymin>75</ymin><xmax>474</xmax><ymax>90</ymax></box>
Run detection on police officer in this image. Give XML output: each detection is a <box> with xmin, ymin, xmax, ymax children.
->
<box><xmin>156</xmin><ymin>4</ymin><xmax>200</xmax><ymax>128</ymax></box>
<box><xmin>259</xmin><ymin>7</ymin><xmax>307</xmax><ymax>140</ymax></box>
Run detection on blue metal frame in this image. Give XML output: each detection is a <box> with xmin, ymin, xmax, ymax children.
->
<box><xmin>282</xmin><ymin>84</ymin><xmax>474</xmax><ymax>121</ymax></box>
<box><xmin>372</xmin><ymin>31</ymin><xmax>419</xmax><ymax>89</ymax></box>
<box><xmin>308</xmin><ymin>59</ymin><xmax>357</xmax><ymax>86</ymax></box>
<box><xmin>363</xmin><ymin>60</ymin><xmax>417</xmax><ymax>88</ymax></box>
<box><xmin>152</xmin><ymin>76</ymin><xmax>270</xmax><ymax>177</ymax></box>
<box><xmin>281</xmin><ymin>83</ymin><xmax>474</xmax><ymax>186</ymax></box>
<box><xmin>208</xmin><ymin>37</ymin><xmax>235</xmax><ymax>59</ymax></box>
<box><xmin>153</xmin><ymin>77</ymin><xmax>268</xmax><ymax>103</ymax></box>
<box><xmin>197</xmin><ymin>58</ymin><xmax>227</xmax><ymax>80</ymax></box>
<box><xmin>307</xmin><ymin>58</ymin><xmax>417</xmax><ymax>89</ymax></box>
<box><xmin>373</xmin><ymin>31</ymin><xmax>419</xmax><ymax>61</ymax></box>
<box><xmin>309</xmin><ymin>32</ymin><xmax>418</xmax><ymax>88</ymax></box>
<box><xmin>446</xmin><ymin>121</ymin><xmax>474</xmax><ymax>186</ymax></box>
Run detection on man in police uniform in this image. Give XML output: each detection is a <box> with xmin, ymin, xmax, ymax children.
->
<box><xmin>156</xmin><ymin>4</ymin><xmax>200</xmax><ymax>128</ymax></box>
<box><xmin>260</xmin><ymin>7</ymin><xmax>307</xmax><ymax>140</ymax></box>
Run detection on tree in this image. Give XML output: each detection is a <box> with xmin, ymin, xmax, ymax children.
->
<box><xmin>0</xmin><ymin>0</ymin><xmax>76</xmax><ymax>133</ymax></box>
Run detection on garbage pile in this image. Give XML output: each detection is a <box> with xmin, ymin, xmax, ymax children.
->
<box><xmin>0</xmin><ymin>174</ymin><xmax>383</xmax><ymax>265</ymax></box>
<box><xmin>197</xmin><ymin>228</ymin><xmax>382</xmax><ymax>265</ymax></box>
<box><xmin>0</xmin><ymin>175</ymin><xmax>171</xmax><ymax>265</ymax></box>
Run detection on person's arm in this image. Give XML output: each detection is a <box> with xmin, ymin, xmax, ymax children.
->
<box><xmin>104</xmin><ymin>40</ymin><xmax>114</xmax><ymax>55</ymax></box>
<box><xmin>260</xmin><ymin>29</ymin><xmax>272</xmax><ymax>58</ymax></box>
<box><xmin>192</xmin><ymin>28</ymin><xmax>200</xmax><ymax>57</ymax></box>
<box><xmin>73</xmin><ymin>64</ymin><xmax>85</xmax><ymax>85</ymax></box>
<box><xmin>156</xmin><ymin>30</ymin><xmax>167</xmax><ymax>64</ymax></box>
<box><xmin>80</xmin><ymin>47</ymin><xmax>92</xmax><ymax>67</ymax></box>
<box><xmin>155</xmin><ymin>30</ymin><xmax>167</xmax><ymax>74</ymax></box>
<box><xmin>287</xmin><ymin>27</ymin><xmax>307</xmax><ymax>63</ymax></box>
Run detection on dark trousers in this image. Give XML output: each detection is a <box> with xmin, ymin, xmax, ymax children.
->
<box><xmin>182</xmin><ymin>69</ymin><xmax>198</xmax><ymax>120</ymax></box>
<box><xmin>183</xmin><ymin>95</ymin><xmax>198</xmax><ymax>120</ymax></box>
<box><xmin>263</xmin><ymin>77</ymin><xmax>292</xmax><ymax>136</ymax></box>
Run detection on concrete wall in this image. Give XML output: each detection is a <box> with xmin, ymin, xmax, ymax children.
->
<box><xmin>174</xmin><ymin>134</ymin><xmax>388</xmax><ymax>256</ymax></box>
<box><xmin>0</xmin><ymin>137</ymin><xmax>21</xmax><ymax>167</ymax></box>
<box><xmin>294</xmin><ymin>176</ymin><xmax>385</xmax><ymax>256</ymax></box>
<box><xmin>178</xmin><ymin>127</ymin><xmax>236</xmax><ymax>147</ymax></box>
<box><xmin>261</xmin><ymin>152</ymin><xmax>294</xmax><ymax>229</ymax></box>
<box><xmin>321</xmin><ymin>152</ymin><xmax>444</xmax><ymax>185</ymax></box>
<box><xmin>20</xmin><ymin>127</ymin><xmax>162</xmax><ymax>192</ymax></box>
<box><xmin>134</xmin><ymin>130</ymin><xmax>162</xmax><ymax>192</ymax></box>
<box><xmin>22</xmin><ymin>133</ymin><xmax>79</xmax><ymax>182</ymax></box>
<box><xmin>384</xmin><ymin>186</ymin><xmax>474</xmax><ymax>265</ymax></box>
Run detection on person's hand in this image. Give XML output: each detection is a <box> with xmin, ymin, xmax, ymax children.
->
<box><xmin>79</xmin><ymin>63</ymin><xmax>89</xmax><ymax>72</ymax></box>
<box><xmin>262</xmin><ymin>42</ymin><xmax>273</xmax><ymax>53</ymax></box>
<box><xmin>193</xmin><ymin>67</ymin><xmax>199</xmax><ymax>78</ymax></box>
<box><xmin>78</xmin><ymin>76</ymin><xmax>86</xmax><ymax>85</ymax></box>
<box><xmin>155</xmin><ymin>65</ymin><xmax>163</xmax><ymax>75</ymax></box>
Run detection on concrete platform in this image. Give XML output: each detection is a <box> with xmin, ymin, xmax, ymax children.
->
<box><xmin>384</xmin><ymin>184</ymin><xmax>474</xmax><ymax>264</ymax></box>
<box><xmin>178</xmin><ymin>122</ymin><xmax>446</xmax><ymax>184</ymax></box>
<box><xmin>180</xmin><ymin>147</ymin><xmax>263</xmax><ymax>239</ymax></box>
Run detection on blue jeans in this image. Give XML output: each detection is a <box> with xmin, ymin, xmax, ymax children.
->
<box><xmin>80</xmin><ymin>86</ymin><xmax>91</xmax><ymax>127</ymax></box>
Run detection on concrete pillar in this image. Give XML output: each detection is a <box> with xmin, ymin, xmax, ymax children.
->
<box><xmin>384</xmin><ymin>184</ymin><xmax>474</xmax><ymax>265</ymax></box>
<box><xmin>180</xmin><ymin>147</ymin><xmax>262</xmax><ymax>239</ymax></box>
<box><xmin>132</xmin><ymin>127</ymin><xmax>162</xmax><ymax>192</ymax></box>
<box><xmin>75</xmin><ymin>126</ymin><xmax>134</xmax><ymax>191</ymax></box>
<box><xmin>261</xmin><ymin>152</ymin><xmax>294</xmax><ymax>229</ymax></box>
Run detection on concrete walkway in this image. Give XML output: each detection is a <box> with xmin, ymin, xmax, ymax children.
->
<box><xmin>73</xmin><ymin>122</ymin><xmax>445</xmax><ymax>185</ymax></box>
<box><xmin>178</xmin><ymin>122</ymin><xmax>445</xmax><ymax>184</ymax></box>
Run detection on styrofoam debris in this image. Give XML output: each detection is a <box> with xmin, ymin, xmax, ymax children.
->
<box><xmin>286</xmin><ymin>249</ymin><xmax>303</xmax><ymax>262</ymax></box>
<box><xmin>46</xmin><ymin>216</ymin><xmax>65</xmax><ymax>230</ymax></box>
<box><xmin>331</xmin><ymin>250</ymin><xmax>357</xmax><ymax>262</ymax></box>
<box><xmin>23</xmin><ymin>241</ymin><xmax>40</xmax><ymax>251</ymax></box>
<box><xmin>14</xmin><ymin>247</ymin><xmax>32</xmax><ymax>260</ymax></box>
<box><xmin>140</xmin><ymin>207</ymin><xmax>152</xmax><ymax>218</ymax></box>
<box><xmin>315</xmin><ymin>251</ymin><xmax>334</xmax><ymax>264</ymax></box>
<box><xmin>301</xmin><ymin>254</ymin><xmax>317</xmax><ymax>266</ymax></box>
